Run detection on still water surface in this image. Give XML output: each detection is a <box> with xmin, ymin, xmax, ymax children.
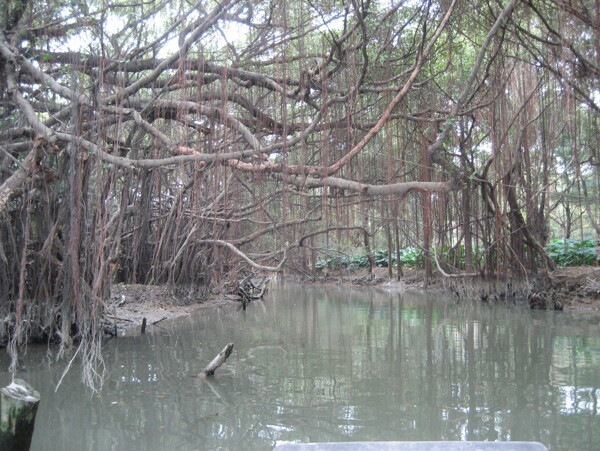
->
<box><xmin>2</xmin><ymin>282</ymin><xmax>600</xmax><ymax>450</ymax></box>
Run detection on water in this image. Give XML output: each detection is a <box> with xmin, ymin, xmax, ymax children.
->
<box><xmin>2</xmin><ymin>282</ymin><xmax>599</xmax><ymax>450</ymax></box>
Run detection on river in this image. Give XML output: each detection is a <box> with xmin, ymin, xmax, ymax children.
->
<box><xmin>2</xmin><ymin>282</ymin><xmax>599</xmax><ymax>450</ymax></box>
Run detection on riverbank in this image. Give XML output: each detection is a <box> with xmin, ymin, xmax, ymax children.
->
<box><xmin>307</xmin><ymin>266</ymin><xmax>600</xmax><ymax>310</ymax></box>
<box><xmin>106</xmin><ymin>284</ymin><xmax>237</xmax><ymax>335</ymax></box>
<box><xmin>106</xmin><ymin>266</ymin><xmax>600</xmax><ymax>335</ymax></box>
<box><xmin>545</xmin><ymin>266</ymin><xmax>600</xmax><ymax>309</ymax></box>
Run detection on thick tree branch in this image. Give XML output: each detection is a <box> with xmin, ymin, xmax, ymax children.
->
<box><xmin>196</xmin><ymin>240</ymin><xmax>287</xmax><ymax>272</ymax></box>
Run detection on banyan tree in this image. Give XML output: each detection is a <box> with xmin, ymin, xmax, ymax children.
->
<box><xmin>1</xmin><ymin>0</ymin><xmax>598</xmax><ymax>388</ymax></box>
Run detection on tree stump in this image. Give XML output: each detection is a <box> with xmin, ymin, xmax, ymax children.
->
<box><xmin>0</xmin><ymin>379</ymin><xmax>40</xmax><ymax>451</ymax></box>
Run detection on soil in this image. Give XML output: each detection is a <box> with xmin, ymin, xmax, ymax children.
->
<box><xmin>544</xmin><ymin>266</ymin><xmax>600</xmax><ymax>310</ymax></box>
<box><xmin>106</xmin><ymin>284</ymin><xmax>237</xmax><ymax>335</ymax></box>
<box><xmin>106</xmin><ymin>266</ymin><xmax>600</xmax><ymax>334</ymax></box>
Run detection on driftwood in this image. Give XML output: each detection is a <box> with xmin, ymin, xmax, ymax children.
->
<box><xmin>203</xmin><ymin>343</ymin><xmax>234</xmax><ymax>376</ymax></box>
<box><xmin>0</xmin><ymin>379</ymin><xmax>40</xmax><ymax>451</ymax></box>
<box><xmin>235</xmin><ymin>275</ymin><xmax>271</xmax><ymax>309</ymax></box>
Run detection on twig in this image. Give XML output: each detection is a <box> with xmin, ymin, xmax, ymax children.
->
<box><xmin>106</xmin><ymin>316</ymin><xmax>134</xmax><ymax>322</ymax></box>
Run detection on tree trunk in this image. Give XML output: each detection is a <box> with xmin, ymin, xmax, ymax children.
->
<box><xmin>361</xmin><ymin>211</ymin><xmax>374</xmax><ymax>277</ymax></box>
<box><xmin>385</xmin><ymin>223</ymin><xmax>393</xmax><ymax>278</ymax></box>
<box><xmin>421</xmin><ymin>128</ymin><xmax>433</xmax><ymax>286</ymax></box>
<box><xmin>393</xmin><ymin>201</ymin><xmax>404</xmax><ymax>280</ymax></box>
<box><xmin>462</xmin><ymin>185</ymin><xmax>474</xmax><ymax>273</ymax></box>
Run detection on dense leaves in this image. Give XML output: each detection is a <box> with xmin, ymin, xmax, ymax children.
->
<box><xmin>546</xmin><ymin>238</ymin><xmax>600</xmax><ymax>267</ymax></box>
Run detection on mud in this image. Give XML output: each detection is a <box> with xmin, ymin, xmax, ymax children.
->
<box><xmin>106</xmin><ymin>284</ymin><xmax>237</xmax><ymax>335</ymax></box>
<box><xmin>106</xmin><ymin>266</ymin><xmax>600</xmax><ymax>334</ymax></box>
<box><xmin>545</xmin><ymin>266</ymin><xmax>600</xmax><ymax>310</ymax></box>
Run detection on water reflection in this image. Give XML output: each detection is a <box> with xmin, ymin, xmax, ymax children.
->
<box><xmin>1</xmin><ymin>282</ymin><xmax>599</xmax><ymax>450</ymax></box>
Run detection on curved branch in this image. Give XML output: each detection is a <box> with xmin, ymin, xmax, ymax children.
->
<box><xmin>196</xmin><ymin>239</ymin><xmax>287</xmax><ymax>272</ymax></box>
<box><xmin>433</xmin><ymin>247</ymin><xmax>479</xmax><ymax>278</ymax></box>
<box><xmin>0</xmin><ymin>147</ymin><xmax>37</xmax><ymax>214</ymax></box>
<box><xmin>297</xmin><ymin>227</ymin><xmax>372</xmax><ymax>247</ymax></box>
<box><xmin>232</xmin><ymin>209</ymin><xmax>321</xmax><ymax>246</ymax></box>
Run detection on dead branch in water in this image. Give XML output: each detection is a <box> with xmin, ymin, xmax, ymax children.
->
<box><xmin>203</xmin><ymin>343</ymin><xmax>234</xmax><ymax>376</ymax></box>
<box><xmin>232</xmin><ymin>275</ymin><xmax>271</xmax><ymax>310</ymax></box>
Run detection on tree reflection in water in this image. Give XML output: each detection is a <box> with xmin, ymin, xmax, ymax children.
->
<box><xmin>1</xmin><ymin>282</ymin><xmax>598</xmax><ymax>450</ymax></box>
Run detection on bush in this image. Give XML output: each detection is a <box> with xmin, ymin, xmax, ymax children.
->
<box><xmin>315</xmin><ymin>247</ymin><xmax>424</xmax><ymax>272</ymax></box>
<box><xmin>546</xmin><ymin>237</ymin><xmax>600</xmax><ymax>266</ymax></box>
<box><xmin>373</xmin><ymin>249</ymin><xmax>392</xmax><ymax>267</ymax></box>
<box><xmin>398</xmin><ymin>247</ymin><xmax>424</xmax><ymax>267</ymax></box>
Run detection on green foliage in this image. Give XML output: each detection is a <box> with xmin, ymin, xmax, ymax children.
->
<box><xmin>315</xmin><ymin>247</ymin><xmax>424</xmax><ymax>272</ymax></box>
<box><xmin>314</xmin><ymin>245</ymin><xmax>491</xmax><ymax>273</ymax></box>
<box><xmin>315</xmin><ymin>254</ymin><xmax>370</xmax><ymax>271</ymax></box>
<box><xmin>546</xmin><ymin>238</ymin><xmax>600</xmax><ymax>266</ymax></box>
<box><xmin>373</xmin><ymin>249</ymin><xmax>391</xmax><ymax>267</ymax></box>
<box><xmin>397</xmin><ymin>247</ymin><xmax>424</xmax><ymax>267</ymax></box>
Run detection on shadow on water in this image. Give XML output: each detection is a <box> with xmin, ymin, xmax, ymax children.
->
<box><xmin>1</xmin><ymin>282</ymin><xmax>599</xmax><ymax>450</ymax></box>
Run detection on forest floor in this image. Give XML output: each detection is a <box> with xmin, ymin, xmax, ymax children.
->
<box><xmin>106</xmin><ymin>266</ymin><xmax>600</xmax><ymax>335</ymax></box>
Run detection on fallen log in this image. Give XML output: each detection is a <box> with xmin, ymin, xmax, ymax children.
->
<box><xmin>0</xmin><ymin>379</ymin><xmax>40</xmax><ymax>451</ymax></box>
<box><xmin>203</xmin><ymin>343</ymin><xmax>234</xmax><ymax>376</ymax></box>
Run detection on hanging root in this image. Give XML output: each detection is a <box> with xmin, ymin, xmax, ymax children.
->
<box><xmin>3</xmin><ymin>285</ymin><xmax>108</xmax><ymax>393</ymax></box>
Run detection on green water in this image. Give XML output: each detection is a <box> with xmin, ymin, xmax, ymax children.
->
<box><xmin>2</xmin><ymin>282</ymin><xmax>599</xmax><ymax>450</ymax></box>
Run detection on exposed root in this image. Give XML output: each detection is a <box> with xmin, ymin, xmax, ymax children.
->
<box><xmin>443</xmin><ymin>275</ymin><xmax>535</xmax><ymax>305</ymax></box>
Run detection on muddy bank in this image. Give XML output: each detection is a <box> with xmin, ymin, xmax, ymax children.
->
<box><xmin>301</xmin><ymin>266</ymin><xmax>600</xmax><ymax>310</ymax></box>
<box><xmin>544</xmin><ymin>266</ymin><xmax>600</xmax><ymax>309</ymax></box>
<box><xmin>106</xmin><ymin>266</ymin><xmax>600</xmax><ymax>334</ymax></box>
<box><xmin>106</xmin><ymin>284</ymin><xmax>237</xmax><ymax>335</ymax></box>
